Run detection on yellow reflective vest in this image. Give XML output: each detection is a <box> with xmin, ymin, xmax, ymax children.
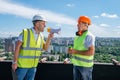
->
<box><xmin>71</xmin><ymin>31</ymin><xmax>94</xmax><ymax>67</ymax></box>
<box><xmin>18</xmin><ymin>29</ymin><xmax>44</xmax><ymax>68</ymax></box>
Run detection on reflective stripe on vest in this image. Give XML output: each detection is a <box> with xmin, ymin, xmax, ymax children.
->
<box><xmin>72</xmin><ymin>56</ymin><xmax>93</xmax><ymax>62</ymax></box>
<box><xmin>19</xmin><ymin>55</ymin><xmax>40</xmax><ymax>58</ymax></box>
<box><xmin>18</xmin><ymin>29</ymin><xmax>43</xmax><ymax>68</ymax></box>
<box><xmin>71</xmin><ymin>31</ymin><xmax>94</xmax><ymax>67</ymax></box>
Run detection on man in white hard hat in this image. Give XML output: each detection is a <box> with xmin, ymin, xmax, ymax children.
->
<box><xmin>12</xmin><ymin>14</ymin><xmax>54</xmax><ymax>80</ymax></box>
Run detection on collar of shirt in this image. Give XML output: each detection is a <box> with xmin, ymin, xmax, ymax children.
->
<box><xmin>31</xmin><ymin>27</ymin><xmax>37</xmax><ymax>34</ymax></box>
<box><xmin>31</xmin><ymin>27</ymin><xmax>40</xmax><ymax>40</ymax></box>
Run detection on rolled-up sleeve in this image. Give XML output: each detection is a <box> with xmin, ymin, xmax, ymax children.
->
<box><xmin>18</xmin><ymin>33</ymin><xmax>23</xmax><ymax>42</ymax></box>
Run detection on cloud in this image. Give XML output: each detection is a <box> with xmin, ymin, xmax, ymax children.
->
<box><xmin>101</xmin><ymin>13</ymin><xmax>119</xmax><ymax>18</ymax></box>
<box><xmin>116</xmin><ymin>26</ymin><xmax>120</xmax><ymax>29</ymax></box>
<box><xmin>55</xmin><ymin>24</ymin><xmax>62</xmax><ymax>27</ymax></box>
<box><xmin>99</xmin><ymin>24</ymin><xmax>109</xmax><ymax>27</ymax></box>
<box><xmin>89</xmin><ymin>24</ymin><xmax>120</xmax><ymax>37</ymax></box>
<box><xmin>66</xmin><ymin>4</ymin><xmax>75</xmax><ymax>7</ymax></box>
<box><xmin>92</xmin><ymin>16</ymin><xmax>99</xmax><ymax>18</ymax></box>
<box><xmin>89</xmin><ymin>24</ymin><xmax>109</xmax><ymax>37</ymax></box>
<box><xmin>0</xmin><ymin>0</ymin><xmax>76</xmax><ymax>25</ymax></box>
<box><xmin>93</xmin><ymin>13</ymin><xmax>119</xmax><ymax>19</ymax></box>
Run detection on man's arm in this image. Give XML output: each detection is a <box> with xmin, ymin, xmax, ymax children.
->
<box><xmin>43</xmin><ymin>33</ymin><xmax>53</xmax><ymax>51</ymax></box>
<box><xmin>12</xmin><ymin>40</ymin><xmax>22</xmax><ymax>71</ymax></box>
<box><xmin>68</xmin><ymin>35</ymin><xmax>95</xmax><ymax>56</ymax></box>
<box><xmin>13</xmin><ymin>40</ymin><xmax>22</xmax><ymax>63</ymax></box>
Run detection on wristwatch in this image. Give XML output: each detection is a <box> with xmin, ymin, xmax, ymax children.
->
<box><xmin>12</xmin><ymin>61</ymin><xmax>17</xmax><ymax>64</ymax></box>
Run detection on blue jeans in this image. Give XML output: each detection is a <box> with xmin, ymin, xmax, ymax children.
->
<box><xmin>16</xmin><ymin>67</ymin><xmax>36</xmax><ymax>80</ymax></box>
<box><xmin>73</xmin><ymin>66</ymin><xmax>93</xmax><ymax>80</ymax></box>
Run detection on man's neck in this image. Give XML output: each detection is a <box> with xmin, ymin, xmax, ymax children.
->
<box><xmin>82</xmin><ymin>29</ymin><xmax>88</xmax><ymax>32</ymax></box>
<box><xmin>34</xmin><ymin>27</ymin><xmax>40</xmax><ymax>34</ymax></box>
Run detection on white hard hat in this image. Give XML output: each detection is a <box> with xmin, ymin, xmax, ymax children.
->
<box><xmin>32</xmin><ymin>14</ymin><xmax>47</xmax><ymax>22</ymax></box>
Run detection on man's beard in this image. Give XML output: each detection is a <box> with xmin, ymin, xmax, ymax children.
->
<box><xmin>38</xmin><ymin>27</ymin><xmax>44</xmax><ymax>32</ymax></box>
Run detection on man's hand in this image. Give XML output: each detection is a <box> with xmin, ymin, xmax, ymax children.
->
<box><xmin>40</xmin><ymin>57</ymin><xmax>47</xmax><ymax>63</ymax></box>
<box><xmin>68</xmin><ymin>48</ymin><xmax>77</xmax><ymax>54</ymax></box>
<box><xmin>48</xmin><ymin>33</ymin><xmax>54</xmax><ymax>39</ymax></box>
<box><xmin>43</xmin><ymin>33</ymin><xmax>54</xmax><ymax>51</ymax></box>
<box><xmin>12</xmin><ymin>63</ymin><xmax>17</xmax><ymax>72</ymax></box>
<box><xmin>63</xmin><ymin>58</ymin><xmax>70</xmax><ymax>64</ymax></box>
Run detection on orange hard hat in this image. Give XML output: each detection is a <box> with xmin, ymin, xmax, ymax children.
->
<box><xmin>78</xmin><ymin>16</ymin><xmax>91</xmax><ymax>25</ymax></box>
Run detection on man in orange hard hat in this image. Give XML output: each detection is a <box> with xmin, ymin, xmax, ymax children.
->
<box><xmin>68</xmin><ymin>16</ymin><xmax>95</xmax><ymax>80</ymax></box>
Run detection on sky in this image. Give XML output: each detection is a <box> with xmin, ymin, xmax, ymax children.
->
<box><xmin>0</xmin><ymin>0</ymin><xmax>120</xmax><ymax>38</ymax></box>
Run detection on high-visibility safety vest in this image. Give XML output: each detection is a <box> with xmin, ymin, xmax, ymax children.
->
<box><xmin>71</xmin><ymin>31</ymin><xmax>94</xmax><ymax>67</ymax></box>
<box><xmin>18</xmin><ymin>29</ymin><xmax>44</xmax><ymax>68</ymax></box>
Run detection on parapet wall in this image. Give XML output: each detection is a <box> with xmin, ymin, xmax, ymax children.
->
<box><xmin>0</xmin><ymin>61</ymin><xmax>120</xmax><ymax>80</ymax></box>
